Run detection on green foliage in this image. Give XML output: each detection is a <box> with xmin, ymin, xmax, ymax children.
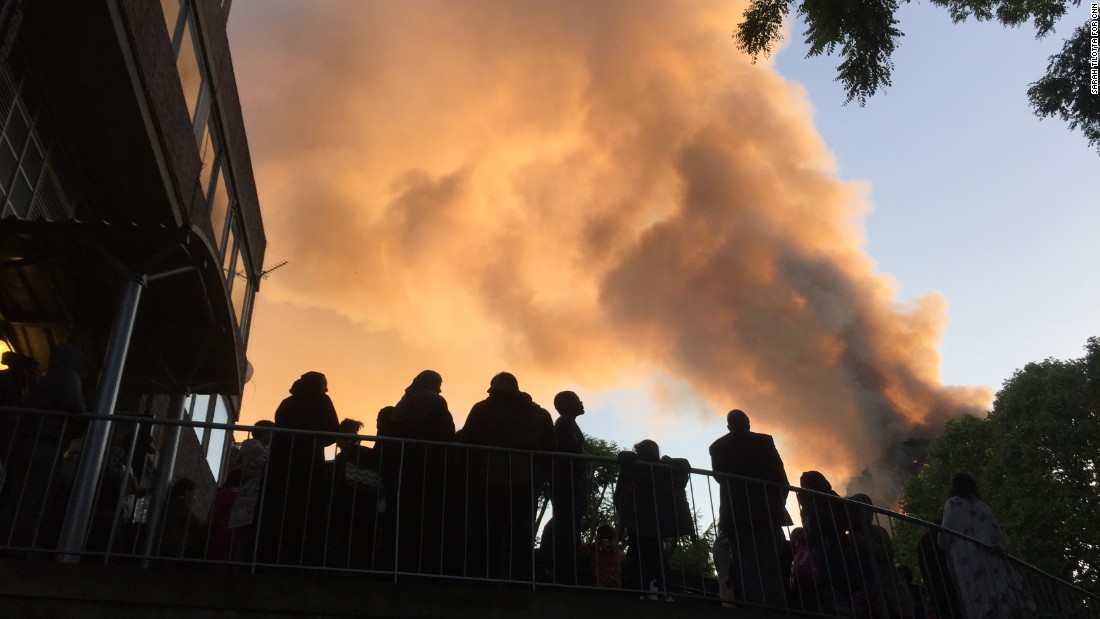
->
<box><xmin>799</xmin><ymin>0</ymin><xmax>903</xmax><ymax>105</ymax></box>
<box><xmin>898</xmin><ymin>337</ymin><xmax>1100</xmax><ymax>594</ymax></box>
<box><xmin>1028</xmin><ymin>23</ymin><xmax>1100</xmax><ymax>153</ymax></box>
<box><xmin>734</xmin><ymin>0</ymin><xmax>1099</xmax><ymax>152</ymax></box>
<box><xmin>581</xmin><ymin>434</ymin><xmax>623</xmax><ymax>540</ymax></box>
<box><xmin>667</xmin><ymin>521</ymin><xmax>718</xmax><ymax>578</ymax></box>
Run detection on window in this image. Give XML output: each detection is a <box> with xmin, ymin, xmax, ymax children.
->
<box><xmin>175</xmin><ymin>18</ymin><xmax>203</xmax><ymax>121</ymax></box>
<box><xmin>184</xmin><ymin>393</ymin><xmax>234</xmax><ymax>481</ymax></box>
<box><xmin>160</xmin><ymin>0</ymin><xmax>182</xmax><ymax>40</ymax></box>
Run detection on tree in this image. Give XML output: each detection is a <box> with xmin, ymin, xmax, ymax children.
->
<box><xmin>734</xmin><ymin>0</ymin><xmax>1100</xmax><ymax>154</ymax></box>
<box><xmin>898</xmin><ymin>337</ymin><xmax>1100</xmax><ymax>595</ymax></box>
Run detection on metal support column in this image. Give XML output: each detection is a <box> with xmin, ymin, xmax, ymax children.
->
<box><xmin>139</xmin><ymin>392</ymin><xmax>186</xmax><ymax>565</ymax></box>
<box><xmin>57</xmin><ymin>276</ymin><xmax>144</xmax><ymax>561</ymax></box>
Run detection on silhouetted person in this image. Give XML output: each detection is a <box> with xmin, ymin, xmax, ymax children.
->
<box><xmin>709</xmin><ymin>409</ymin><xmax>791</xmax><ymax>609</ymax></box>
<box><xmin>160</xmin><ymin>478</ymin><xmax>204</xmax><ymax>561</ymax></box>
<box><xmin>917</xmin><ymin>512</ymin><xmax>962</xmax><ymax>619</ymax></box>
<box><xmin>257</xmin><ymin>372</ymin><xmax>339</xmax><ymax>568</ymax></box>
<box><xmin>848</xmin><ymin>493</ymin><xmax>914</xmax><ymax>618</ymax></box>
<box><xmin>457</xmin><ymin>372</ymin><xmax>555</xmax><ymax>581</ymax></box>
<box><xmin>551</xmin><ymin>390</ymin><xmax>588</xmax><ymax>585</ymax></box>
<box><xmin>897</xmin><ymin>565</ymin><xmax>926</xmax><ymax>619</ymax></box>
<box><xmin>0</xmin><ymin>343</ymin><xmax>85</xmax><ymax>553</ymax></box>
<box><xmin>227</xmin><ymin>419</ymin><xmax>273</xmax><ymax>562</ymax></box>
<box><xmin>327</xmin><ymin>418</ymin><xmax>382</xmax><ymax>570</ymax></box>
<box><xmin>795</xmin><ymin>470</ymin><xmax>852</xmax><ymax>615</ymax></box>
<box><xmin>380</xmin><ymin>370</ymin><xmax>455</xmax><ymax>574</ymax></box>
<box><xmin>206</xmin><ymin>469</ymin><xmax>242</xmax><ymax>568</ymax></box>
<box><xmin>939</xmin><ymin>472</ymin><xmax>1034</xmax><ymax>619</ymax></box>
<box><xmin>614</xmin><ymin>439</ymin><xmax>691</xmax><ymax>594</ymax></box>
<box><xmin>0</xmin><ymin>350</ymin><xmax>38</xmax><ymax>407</ymax></box>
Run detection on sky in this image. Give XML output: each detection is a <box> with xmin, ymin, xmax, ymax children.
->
<box><xmin>226</xmin><ymin>0</ymin><xmax>1098</xmax><ymax>509</ymax></box>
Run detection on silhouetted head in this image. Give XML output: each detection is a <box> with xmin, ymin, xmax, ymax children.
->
<box><xmin>790</xmin><ymin>527</ymin><xmax>805</xmax><ymax>544</ymax></box>
<box><xmin>406</xmin><ymin>370</ymin><xmax>443</xmax><ymax>394</ymax></box>
<box><xmin>170</xmin><ymin>478</ymin><xmax>196</xmax><ymax>500</ymax></box>
<box><xmin>553</xmin><ymin>391</ymin><xmax>584</xmax><ymax>417</ymax></box>
<box><xmin>800</xmin><ymin>470</ymin><xmax>833</xmax><ymax>493</ymax></box>
<box><xmin>848</xmin><ymin>493</ymin><xmax>875</xmax><ymax>524</ymax></box>
<box><xmin>221</xmin><ymin>468</ymin><xmax>243</xmax><ymax>490</ymax></box>
<box><xmin>488</xmin><ymin>372</ymin><xmax>519</xmax><ymax>395</ymax></box>
<box><xmin>376</xmin><ymin>406</ymin><xmax>395</xmax><ymax>434</ymax></box>
<box><xmin>634</xmin><ymin>439</ymin><xmax>660</xmax><ymax>461</ymax></box>
<box><xmin>290</xmin><ymin>371</ymin><xmax>328</xmax><ymax>395</ymax></box>
<box><xmin>339</xmin><ymin>418</ymin><xmax>363</xmax><ymax>434</ymax></box>
<box><xmin>596</xmin><ymin>524</ymin><xmax>616</xmax><ymax>541</ymax></box>
<box><xmin>252</xmin><ymin>419</ymin><xmax>275</xmax><ymax>446</ymax></box>
<box><xmin>949</xmin><ymin>472</ymin><xmax>980</xmax><ymax>500</ymax></box>
<box><xmin>726</xmin><ymin>409</ymin><xmax>750</xmax><ymax>434</ymax></box>
<box><xmin>898</xmin><ymin>564</ymin><xmax>914</xmax><ymax>583</ymax></box>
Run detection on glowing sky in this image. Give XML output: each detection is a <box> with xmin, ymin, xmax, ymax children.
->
<box><xmin>227</xmin><ymin>0</ymin><xmax>1098</xmax><ymax>503</ymax></box>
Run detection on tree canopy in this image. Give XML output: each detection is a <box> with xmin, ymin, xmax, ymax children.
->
<box><xmin>735</xmin><ymin>0</ymin><xmax>1100</xmax><ymax>153</ymax></box>
<box><xmin>898</xmin><ymin>336</ymin><xmax>1100</xmax><ymax>594</ymax></box>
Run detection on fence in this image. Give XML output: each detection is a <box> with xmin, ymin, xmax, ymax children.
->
<box><xmin>0</xmin><ymin>408</ymin><xmax>1096</xmax><ymax>617</ymax></box>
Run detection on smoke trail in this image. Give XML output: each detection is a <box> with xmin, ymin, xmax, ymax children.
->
<box><xmin>228</xmin><ymin>0</ymin><xmax>990</xmax><ymax>501</ymax></box>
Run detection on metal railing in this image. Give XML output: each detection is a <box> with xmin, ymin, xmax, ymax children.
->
<box><xmin>1</xmin><ymin>408</ymin><xmax>1097</xmax><ymax>617</ymax></box>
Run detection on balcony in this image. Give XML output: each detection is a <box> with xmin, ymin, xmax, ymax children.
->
<box><xmin>0</xmin><ymin>408</ymin><xmax>1096</xmax><ymax>617</ymax></box>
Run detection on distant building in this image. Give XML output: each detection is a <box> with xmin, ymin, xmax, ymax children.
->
<box><xmin>0</xmin><ymin>0</ymin><xmax>264</xmax><ymax>527</ymax></box>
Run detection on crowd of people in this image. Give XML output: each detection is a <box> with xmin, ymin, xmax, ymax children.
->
<box><xmin>0</xmin><ymin>350</ymin><xmax>1041</xmax><ymax>618</ymax></box>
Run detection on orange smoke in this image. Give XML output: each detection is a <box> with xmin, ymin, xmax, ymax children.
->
<box><xmin>228</xmin><ymin>0</ymin><xmax>990</xmax><ymax>499</ymax></box>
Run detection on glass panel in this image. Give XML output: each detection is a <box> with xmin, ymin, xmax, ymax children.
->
<box><xmin>210</xmin><ymin>167</ymin><xmax>229</xmax><ymax>250</ymax></box>
<box><xmin>231</xmin><ymin>256</ymin><xmax>248</xmax><ymax>322</ymax></box>
<box><xmin>161</xmin><ymin>0</ymin><xmax>181</xmax><ymax>42</ymax></box>
<box><xmin>206</xmin><ymin>397</ymin><xmax>230</xmax><ymax>479</ymax></box>
<box><xmin>189</xmin><ymin>394</ymin><xmax>212</xmax><ymax>446</ymax></box>
<box><xmin>22</xmin><ymin>138</ymin><xmax>44</xmax><ymax>185</ymax></box>
<box><xmin>0</xmin><ymin>138</ymin><xmax>17</xmax><ymax>193</ymax></box>
<box><xmin>198</xmin><ymin>121</ymin><xmax>214</xmax><ymax>197</ymax></box>
<box><xmin>222</xmin><ymin>223</ymin><xmax>236</xmax><ymax>283</ymax></box>
<box><xmin>5</xmin><ymin>104</ymin><xmax>30</xmax><ymax>153</ymax></box>
<box><xmin>9</xmin><ymin>172</ymin><xmax>32</xmax><ymax>217</ymax></box>
<box><xmin>175</xmin><ymin>20</ymin><xmax>202</xmax><ymax>120</ymax></box>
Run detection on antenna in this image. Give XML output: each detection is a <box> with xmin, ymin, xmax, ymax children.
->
<box><xmin>260</xmin><ymin>260</ymin><xmax>288</xmax><ymax>279</ymax></box>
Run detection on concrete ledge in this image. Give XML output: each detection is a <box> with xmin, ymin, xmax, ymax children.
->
<box><xmin>0</xmin><ymin>558</ymin><xmax>795</xmax><ymax>618</ymax></box>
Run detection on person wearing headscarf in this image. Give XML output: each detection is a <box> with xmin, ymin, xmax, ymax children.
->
<box><xmin>380</xmin><ymin>370</ymin><xmax>455</xmax><ymax>574</ymax></box>
<box><xmin>793</xmin><ymin>471</ymin><xmax>851</xmax><ymax>614</ymax></box>
<box><xmin>458</xmin><ymin>372</ymin><xmax>556</xmax><ymax>581</ymax></box>
<box><xmin>256</xmin><ymin>371</ymin><xmax>339</xmax><ymax>567</ymax></box>
<box><xmin>939</xmin><ymin>472</ymin><xmax>1034</xmax><ymax>619</ymax></box>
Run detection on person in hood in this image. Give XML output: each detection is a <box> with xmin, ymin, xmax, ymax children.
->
<box><xmin>380</xmin><ymin>370</ymin><xmax>455</xmax><ymax>574</ymax></box>
<box><xmin>256</xmin><ymin>371</ymin><xmax>339</xmax><ymax>568</ymax></box>
<box><xmin>458</xmin><ymin>372</ymin><xmax>556</xmax><ymax>581</ymax></box>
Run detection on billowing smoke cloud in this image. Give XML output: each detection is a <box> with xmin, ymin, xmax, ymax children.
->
<box><xmin>228</xmin><ymin>0</ymin><xmax>989</xmax><ymax>502</ymax></box>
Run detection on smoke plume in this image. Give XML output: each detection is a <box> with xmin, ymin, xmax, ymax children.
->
<box><xmin>228</xmin><ymin>0</ymin><xmax>990</xmax><ymax>502</ymax></box>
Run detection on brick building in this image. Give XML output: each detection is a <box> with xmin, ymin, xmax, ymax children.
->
<box><xmin>0</xmin><ymin>0</ymin><xmax>265</xmax><ymax>547</ymax></box>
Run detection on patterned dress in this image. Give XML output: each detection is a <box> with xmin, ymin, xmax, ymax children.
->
<box><xmin>939</xmin><ymin>496</ymin><xmax>1034</xmax><ymax>619</ymax></box>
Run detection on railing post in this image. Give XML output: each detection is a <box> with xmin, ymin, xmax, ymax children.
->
<box><xmin>57</xmin><ymin>276</ymin><xmax>144</xmax><ymax>562</ymax></box>
<box><xmin>139</xmin><ymin>393</ymin><xmax>187</xmax><ymax>565</ymax></box>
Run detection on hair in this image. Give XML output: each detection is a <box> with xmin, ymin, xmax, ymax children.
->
<box><xmin>633</xmin><ymin>439</ymin><xmax>660</xmax><ymax>461</ymax></box>
<box><xmin>170</xmin><ymin>478</ymin><xmax>196</xmax><ymax>499</ymax></box>
<box><xmin>488</xmin><ymin>372</ymin><xmax>519</xmax><ymax>393</ymax></box>
<box><xmin>339</xmin><ymin>418</ymin><xmax>364</xmax><ymax>434</ymax></box>
<box><xmin>949</xmin><ymin>472</ymin><xmax>981</xmax><ymax>500</ymax></box>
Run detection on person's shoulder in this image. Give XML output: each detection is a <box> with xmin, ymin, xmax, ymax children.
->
<box><xmin>709</xmin><ymin>433</ymin><xmax>731</xmax><ymax>453</ymax></box>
